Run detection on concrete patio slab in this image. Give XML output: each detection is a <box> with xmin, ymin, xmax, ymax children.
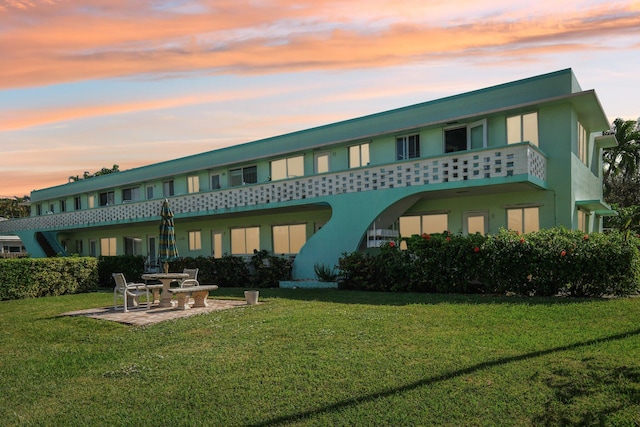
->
<box><xmin>63</xmin><ymin>299</ymin><xmax>252</xmax><ymax>326</ymax></box>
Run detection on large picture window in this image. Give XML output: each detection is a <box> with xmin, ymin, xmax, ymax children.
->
<box><xmin>399</xmin><ymin>214</ymin><xmax>448</xmax><ymax>237</ymax></box>
<box><xmin>349</xmin><ymin>143</ymin><xmax>370</xmax><ymax>168</ymax></box>
<box><xmin>507</xmin><ymin>112</ymin><xmax>538</xmax><ymax>146</ymax></box>
<box><xmin>231</xmin><ymin>227</ymin><xmax>260</xmax><ymax>255</ymax></box>
<box><xmin>100</xmin><ymin>237</ymin><xmax>117</xmax><ymax>256</ymax></box>
<box><xmin>507</xmin><ymin>207</ymin><xmax>540</xmax><ymax>234</ymax></box>
<box><xmin>273</xmin><ymin>224</ymin><xmax>306</xmax><ymax>254</ymax></box>
<box><xmin>99</xmin><ymin>191</ymin><xmax>114</xmax><ymax>206</ymax></box>
<box><xmin>271</xmin><ymin>156</ymin><xmax>304</xmax><ymax>181</ymax></box>
<box><xmin>122</xmin><ymin>187</ymin><xmax>141</xmax><ymax>202</ymax></box>
<box><xmin>396</xmin><ymin>134</ymin><xmax>420</xmax><ymax>160</ymax></box>
<box><xmin>444</xmin><ymin>120</ymin><xmax>486</xmax><ymax>153</ymax></box>
<box><xmin>230</xmin><ymin>166</ymin><xmax>257</xmax><ymax>187</ymax></box>
<box><xmin>124</xmin><ymin>236</ymin><xmax>142</xmax><ymax>255</ymax></box>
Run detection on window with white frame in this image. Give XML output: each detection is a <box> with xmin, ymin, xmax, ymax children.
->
<box><xmin>578</xmin><ymin>121</ymin><xmax>588</xmax><ymax>165</ymax></box>
<box><xmin>396</xmin><ymin>134</ymin><xmax>420</xmax><ymax>160</ymax></box>
<box><xmin>189</xmin><ymin>230</ymin><xmax>202</xmax><ymax>251</ymax></box>
<box><xmin>315</xmin><ymin>152</ymin><xmax>330</xmax><ymax>174</ymax></box>
<box><xmin>229</xmin><ymin>166</ymin><xmax>257</xmax><ymax>187</ymax></box>
<box><xmin>349</xmin><ymin>143</ymin><xmax>370</xmax><ymax>168</ymax></box>
<box><xmin>507</xmin><ymin>207</ymin><xmax>540</xmax><ymax>234</ymax></box>
<box><xmin>100</xmin><ymin>237</ymin><xmax>117</xmax><ymax>256</ymax></box>
<box><xmin>231</xmin><ymin>227</ymin><xmax>260</xmax><ymax>255</ymax></box>
<box><xmin>124</xmin><ymin>236</ymin><xmax>142</xmax><ymax>255</ymax></box>
<box><xmin>507</xmin><ymin>112</ymin><xmax>538</xmax><ymax>146</ymax></box>
<box><xmin>188</xmin><ymin>176</ymin><xmax>200</xmax><ymax>193</ymax></box>
<box><xmin>273</xmin><ymin>224</ymin><xmax>306</xmax><ymax>254</ymax></box>
<box><xmin>444</xmin><ymin>120</ymin><xmax>486</xmax><ymax>153</ymax></box>
<box><xmin>211</xmin><ymin>174</ymin><xmax>221</xmax><ymax>190</ymax></box>
<box><xmin>122</xmin><ymin>187</ymin><xmax>140</xmax><ymax>202</ymax></box>
<box><xmin>99</xmin><ymin>191</ymin><xmax>114</xmax><ymax>206</ymax></box>
<box><xmin>271</xmin><ymin>155</ymin><xmax>304</xmax><ymax>181</ymax></box>
<box><xmin>399</xmin><ymin>214</ymin><xmax>449</xmax><ymax>237</ymax></box>
<box><xmin>163</xmin><ymin>180</ymin><xmax>174</xmax><ymax>197</ymax></box>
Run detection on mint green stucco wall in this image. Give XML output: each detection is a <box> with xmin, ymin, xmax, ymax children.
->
<box><xmin>2</xmin><ymin>69</ymin><xmax>614</xmax><ymax>281</ymax></box>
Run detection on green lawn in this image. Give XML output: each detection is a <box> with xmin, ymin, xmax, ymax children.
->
<box><xmin>1</xmin><ymin>288</ymin><xmax>639</xmax><ymax>426</ymax></box>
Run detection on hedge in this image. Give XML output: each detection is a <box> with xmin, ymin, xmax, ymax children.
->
<box><xmin>0</xmin><ymin>257</ymin><xmax>98</xmax><ymax>300</ymax></box>
<box><xmin>338</xmin><ymin>228</ymin><xmax>640</xmax><ymax>297</ymax></box>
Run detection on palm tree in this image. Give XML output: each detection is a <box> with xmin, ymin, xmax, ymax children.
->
<box><xmin>603</xmin><ymin>118</ymin><xmax>640</xmax><ymax>205</ymax></box>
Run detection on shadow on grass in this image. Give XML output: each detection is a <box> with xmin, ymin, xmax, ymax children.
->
<box><xmin>214</xmin><ymin>287</ymin><xmax>608</xmax><ymax>307</ymax></box>
<box><xmin>250</xmin><ymin>328</ymin><xmax>640</xmax><ymax>427</ymax></box>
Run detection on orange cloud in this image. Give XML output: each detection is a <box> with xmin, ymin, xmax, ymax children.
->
<box><xmin>0</xmin><ymin>1</ymin><xmax>638</xmax><ymax>89</ymax></box>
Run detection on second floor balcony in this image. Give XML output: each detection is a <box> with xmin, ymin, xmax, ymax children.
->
<box><xmin>0</xmin><ymin>143</ymin><xmax>546</xmax><ymax>234</ymax></box>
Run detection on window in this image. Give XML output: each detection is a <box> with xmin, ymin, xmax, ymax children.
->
<box><xmin>48</xmin><ymin>203</ymin><xmax>55</xmax><ymax>214</ymax></box>
<box><xmin>507</xmin><ymin>112</ymin><xmax>538</xmax><ymax>146</ymax></box>
<box><xmin>100</xmin><ymin>237</ymin><xmax>117</xmax><ymax>256</ymax></box>
<box><xmin>577</xmin><ymin>209</ymin><xmax>588</xmax><ymax>232</ymax></box>
<box><xmin>163</xmin><ymin>180</ymin><xmax>174</xmax><ymax>197</ymax></box>
<box><xmin>60</xmin><ymin>199</ymin><xmax>67</xmax><ymax>212</ymax></box>
<box><xmin>88</xmin><ymin>196</ymin><xmax>95</xmax><ymax>209</ymax></box>
<box><xmin>74</xmin><ymin>197</ymin><xmax>81</xmax><ymax>210</ymax></box>
<box><xmin>349</xmin><ymin>143</ymin><xmax>370</xmax><ymax>168</ymax></box>
<box><xmin>315</xmin><ymin>152</ymin><xmax>330</xmax><ymax>174</ymax></box>
<box><xmin>271</xmin><ymin>155</ymin><xmax>304</xmax><ymax>181</ymax></box>
<box><xmin>36</xmin><ymin>204</ymin><xmax>42</xmax><ymax>216</ymax></box>
<box><xmin>148</xmin><ymin>236</ymin><xmax>157</xmax><ymax>265</ymax></box>
<box><xmin>396</xmin><ymin>134</ymin><xmax>420</xmax><ymax>160</ymax></box>
<box><xmin>75</xmin><ymin>240</ymin><xmax>83</xmax><ymax>255</ymax></box>
<box><xmin>122</xmin><ymin>187</ymin><xmax>140</xmax><ymax>202</ymax></box>
<box><xmin>99</xmin><ymin>191</ymin><xmax>114</xmax><ymax>206</ymax></box>
<box><xmin>273</xmin><ymin>224</ymin><xmax>306</xmax><ymax>254</ymax></box>
<box><xmin>399</xmin><ymin>214</ymin><xmax>449</xmax><ymax>237</ymax></box>
<box><xmin>578</xmin><ymin>121</ymin><xmax>588</xmax><ymax>165</ymax></box>
<box><xmin>211</xmin><ymin>174</ymin><xmax>221</xmax><ymax>190</ymax></box>
<box><xmin>231</xmin><ymin>227</ymin><xmax>260</xmax><ymax>255</ymax></box>
<box><xmin>444</xmin><ymin>120</ymin><xmax>486</xmax><ymax>153</ymax></box>
<box><xmin>146</xmin><ymin>186</ymin><xmax>154</xmax><ymax>200</ymax></box>
<box><xmin>189</xmin><ymin>230</ymin><xmax>202</xmax><ymax>251</ymax></box>
<box><xmin>188</xmin><ymin>176</ymin><xmax>200</xmax><ymax>193</ymax></box>
<box><xmin>89</xmin><ymin>239</ymin><xmax>97</xmax><ymax>257</ymax></box>
<box><xmin>463</xmin><ymin>211</ymin><xmax>489</xmax><ymax>235</ymax></box>
<box><xmin>124</xmin><ymin>236</ymin><xmax>142</xmax><ymax>255</ymax></box>
<box><xmin>212</xmin><ymin>231</ymin><xmax>222</xmax><ymax>259</ymax></box>
<box><xmin>507</xmin><ymin>207</ymin><xmax>540</xmax><ymax>234</ymax></box>
<box><xmin>229</xmin><ymin>166</ymin><xmax>257</xmax><ymax>187</ymax></box>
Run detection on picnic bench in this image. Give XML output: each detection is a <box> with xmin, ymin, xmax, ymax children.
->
<box><xmin>168</xmin><ymin>285</ymin><xmax>219</xmax><ymax>310</ymax></box>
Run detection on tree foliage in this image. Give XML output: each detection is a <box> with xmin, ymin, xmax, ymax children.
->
<box><xmin>603</xmin><ymin>118</ymin><xmax>640</xmax><ymax>207</ymax></box>
<box><xmin>68</xmin><ymin>164</ymin><xmax>120</xmax><ymax>182</ymax></box>
<box><xmin>0</xmin><ymin>197</ymin><xmax>30</xmax><ymax>219</ymax></box>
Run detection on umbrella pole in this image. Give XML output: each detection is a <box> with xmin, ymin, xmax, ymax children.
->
<box><xmin>163</xmin><ymin>262</ymin><xmax>169</xmax><ymax>273</ymax></box>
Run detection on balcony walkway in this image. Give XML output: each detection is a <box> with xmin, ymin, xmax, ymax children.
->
<box><xmin>63</xmin><ymin>298</ymin><xmax>253</xmax><ymax>326</ymax></box>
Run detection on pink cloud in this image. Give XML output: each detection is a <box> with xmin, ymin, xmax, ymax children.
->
<box><xmin>0</xmin><ymin>1</ymin><xmax>638</xmax><ymax>89</ymax></box>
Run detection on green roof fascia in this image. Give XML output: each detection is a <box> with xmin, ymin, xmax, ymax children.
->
<box><xmin>31</xmin><ymin>69</ymin><xmax>581</xmax><ymax>202</ymax></box>
<box><xmin>576</xmin><ymin>199</ymin><xmax>617</xmax><ymax>216</ymax></box>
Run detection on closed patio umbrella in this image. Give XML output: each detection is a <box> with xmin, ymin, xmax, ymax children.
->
<box><xmin>158</xmin><ymin>198</ymin><xmax>179</xmax><ymax>273</ymax></box>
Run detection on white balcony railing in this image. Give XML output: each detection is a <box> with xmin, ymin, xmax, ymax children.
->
<box><xmin>0</xmin><ymin>144</ymin><xmax>545</xmax><ymax>233</ymax></box>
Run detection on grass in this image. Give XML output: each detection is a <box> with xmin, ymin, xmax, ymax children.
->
<box><xmin>1</xmin><ymin>288</ymin><xmax>640</xmax><ymax>426</ymax></box>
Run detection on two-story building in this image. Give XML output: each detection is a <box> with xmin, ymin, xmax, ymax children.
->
<box><xmin>0</xmin><ymin>69</ymin><xmax>616</xmax><ymax>279</ymax></box>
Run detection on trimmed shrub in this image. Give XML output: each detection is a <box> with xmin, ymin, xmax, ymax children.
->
<box><xmin>0</xmin><ymin>257</ymin><xmax>98</xmax><ymax>300</ymax></box>
<box><xmin>97</xmin><ymin>255</ymin><xmax>146</xmax><ymax>287</ymax></box>
<box><xmin>338</xmin><ymin>228</ymin><xmax>640</xmax><ymax>297</ymax></box>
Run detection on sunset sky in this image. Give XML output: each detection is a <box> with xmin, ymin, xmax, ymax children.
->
<box><xmin>1</xmin><ymin>0</ymin><xmax>639</xmax><ymax>198</ymax></box>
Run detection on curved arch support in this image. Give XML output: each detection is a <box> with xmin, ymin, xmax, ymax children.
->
<box><xmin>292</xmin><ymin>188</ymin><xmax>422</xmax><ymax>279</ymax></box>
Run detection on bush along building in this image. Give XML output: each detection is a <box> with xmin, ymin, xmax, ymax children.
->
<box><xmin>0</xmin><ymin>69</ymin><xmax>616</xmax><ymax>280</ymax></box>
